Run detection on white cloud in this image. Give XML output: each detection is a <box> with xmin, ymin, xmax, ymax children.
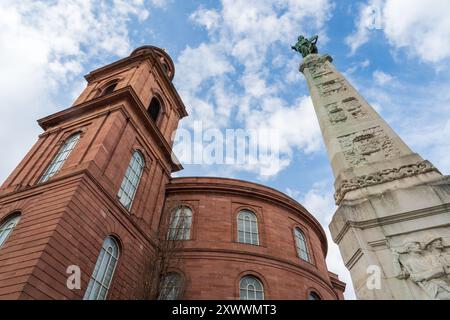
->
<box><xmin>373</xmin><ymin>70</ymin><xmax>393</xmax><ymax>85</ymax></box>
<box><xmin>177</xmin><ymin>43</ymin><xmax>234</xmax><ymax>94</ymax></box>
<box><xmin>405</xmin><ymin>119</ymin><xmax>450</xmax><ymax>175</ymax></box>
<box><xmin>175</xmin><ymin>0</ymin><xmax>333</xmax><ymax>177</ymax></box>
<box><xmin>0</xmin><ymin>0</ymin><xmax>151</xmax><ymax>183</ymax></box>
<box><xmin>244</xmin><ymin>96</ymin><xmax>322</xmax><ymax>156</ymax></box>
<box><xmin>190</xmin><ymin>7</ymin><xmax>221</xmax><ymax>31</ymax></box>
<box><xmin>346</xmin><ymin>0</ymin><xmax>384</xmax><ymax>54</ymax></box>
<box><xmin>347</xmin><ymin>0</ymin><xmax>450</xmax><ymax>63</ymax></box>
<box><xmin>149</xmin><ymin>0</ymin><xmax>171</xmax><ymax>8</ymax></box>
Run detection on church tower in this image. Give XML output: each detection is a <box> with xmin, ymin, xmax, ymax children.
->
<box><xmin>0</xmin><ymin>46</ymin><xmax>187</xmax><ymax>299</ymax></box>
<box><xmin>299</xmin><ymin>50</ymin><xmax>450</xmax><ymax>299</ymax></box>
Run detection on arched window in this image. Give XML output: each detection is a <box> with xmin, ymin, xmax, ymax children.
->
<box><xmin>0</xmin><ymin>214</ymin><xmax>21</xmax><ymax>249</ymax></box>
<box><xmin>148</xmin><ymin>97</ymin><xmax>161</xmax><ymax>122</ymax></box>
<box><xmin>117</xmin><ymin>151</ymin><xmax>145</xmax><ymax>210</ymax></box>
<box><xmin>237</xmin><ymin>210</ymin><xmax>259</xmax><ymax>245</ymax></box>
<box><xmin>295</xmin><ymin>228</ymin><xmax>311</xmax><ymax>262</ymax></box>
<box><xmin>39</xmin><ymin>133</ymin><xmax>81</xmax><ymax>183</ymax></box>
<box><xmin>240</xmin><ymin>276</ymin><xmax>264</xmax><ymax>300</ymax></box>
<box><xmin>308</xmin><ymin>291</ymin><xmax>321</xmax><ymax>300</ymax></box>
<box><xmin>84</xmin><ymin>236</ymin><xmax>120</xmax><ymax>300</ymax></box>
<box><xmin>158</xmin><ymin>273</ymin><xmax>183</xmax><ymax>300</ymax></box>
<box><xmin>102</xmin><ymin>82</ymin><xmax>117</xmax><ymax>96</ymax></box>
<box><xmin>167</xmin><ymin>206</ymin><xmax>192</xmax><ymax>240</ymax></box>
<box><xmin>161</xmin><ymin>62</ymin><xmax>169</xmax><ymax>74</ymax></box>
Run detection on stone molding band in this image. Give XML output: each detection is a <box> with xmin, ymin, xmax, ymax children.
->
<box><xmin>334</xmin><ymin>160</ymin><xmax>440</xmax><ymax>204</ymax></box>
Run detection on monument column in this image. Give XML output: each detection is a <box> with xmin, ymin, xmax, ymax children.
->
<box><xmin>295</xmin><ymin>38</ymin><xmax>450</xmax><ymax>299</ymax></box>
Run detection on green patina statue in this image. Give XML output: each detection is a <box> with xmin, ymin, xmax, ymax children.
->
<box><xmin>291</xmin><ymin>35</ymin><xmax>319</xmax><ymax>58</ymax></box>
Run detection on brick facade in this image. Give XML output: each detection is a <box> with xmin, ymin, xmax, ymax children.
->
<box><xmin>0</xmin><ymin>46</ymin><xmax>345</xmax><ymax>300</ymax></box>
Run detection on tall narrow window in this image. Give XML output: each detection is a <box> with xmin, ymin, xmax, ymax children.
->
<box><xmin>295</xmin><ymin>228</ymin><xmax>311</xmax><ymax>262</ymax></box>
<box><xmin>148</xmin><ymin>98</ymin><xmax>161</xmax><ymax>122</ymax></box>
<box><xmin>308</xmin><ymin>291</ymin><xmax>321</xmax><ymax>300</ymax></box>
<box><xmin>240</xmin><ymin>276</ymin><xmax>264</xmax><ymax>300</ymax></box>
<box><xmin>237</xmin><ymin>210</ymin><xmax>259</xmax><ymax>245</ymax></box>
<box><xmin>117</xmin><ymin>151</ymin><xmax>145</xmax><ymax>210</ymax></box>
<box><xmin>39</xmin><ymin>133</ymin><xmax>81</xmax><ymax>183</ymax></box>
<box><xmin>0</xmin><ymin>214</ymin><xmax>21</xmax><ymax>249</ymax></box>
<box><xmin>167</xmin><ymin>206</ymin><xmax>192</xmax><ymax>240</ymax></box>
<box><xmin>84</xmin><ymin>237</ymin><xmax>120</xmax><ymax>300</ymax></box>
<box><xmin>158</xmin><ymin>273</ymin><xmax>183</xmax><ymax>300</ymax></box>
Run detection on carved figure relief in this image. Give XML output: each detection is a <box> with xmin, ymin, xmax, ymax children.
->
<box><xmin>318</xmin><ymin>79</ymin><xmax>347</xmax><ymax>97</ymax></box>
<box><xmin>338</xmin><ymin>126</ymin><xmax>401</xmax><ymax>166</ymax></box>
<box><xmin>391</xmin><ymin>238</ymin><xmax>450</xmax><ymax>300</ymax></box>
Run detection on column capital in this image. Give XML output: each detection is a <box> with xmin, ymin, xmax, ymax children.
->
<box><xmin>299</xmin><ymin>54</ymin><xmax>333</xmax><ymax>73</ymax></box>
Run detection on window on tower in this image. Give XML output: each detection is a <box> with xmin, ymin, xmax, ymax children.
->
<box><xmin>0</xmin><ymin>213</ymin><xmax>21</xmax><ymax>249</ymax></box>
<box><xmin>237</xmin><ymin>210</ymin><xmax>259</xmax><ymax>245</ymax></box>
<box><xmin>102</xmin><ymin>82</ymin><xmax>117</xmax><ymax>96</ymax></box>
<box><xmin>39</xmin><ymin>132</ymin><xmax>81</xmax><ymax>183</ymax></box>
<box><xmin>294</xmin><ymin>227</ymin><xmax>311</xmax><ymax>262</ymax></box>
<box><xmin>308</xmin><ymin>291</ymin><xmax>321</xmax><ymax>300</ymax></box>
<box><xmin>84</xmin><ymin>236</ymin><xmax>120</xmax><ymax>300</ymax></box>
<box><xmin>117</xmin><ymin>150</ymin><xmax>145</xmax><ymax>210</ymax></box>
<box><xmin>240</xmin><ymin>276</ymin><xmax>264</xmax><ymax>300</ymax></box>
<box><xmin>158</xmin><ymin>272</ymin><xmax>183</xmax><ymax>300</ymax></box>
<box><xmin>167</xmin><ymin>206</ymin><xmax>192</xmax><ymax>240</ymax></box>
<box><xmin>148</xmin><ymin>97</ymin><xmax>161</xmax><ymax>123</ymax></box>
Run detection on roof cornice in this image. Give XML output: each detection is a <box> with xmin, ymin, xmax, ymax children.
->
<box><xmin>166</xmin><ymin>177</ymin><xmax>328</xmax><ymax>256</ymax></box>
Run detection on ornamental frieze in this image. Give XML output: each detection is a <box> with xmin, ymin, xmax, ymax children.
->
<box><xmin>334</xmin><ymin>160</ymin><xmax>439</xmax><ymax>204</ymax></box>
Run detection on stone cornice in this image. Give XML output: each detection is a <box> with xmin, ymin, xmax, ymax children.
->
<box><xmin>167</xmin><ymin>177</ymin><xmax>328</xmax><ymax>256</ymax></box>
<box><xmin>334</xmin><ymin>160</ymin><xmax>440</xmax><ymax>204</ymax></box>
<box><xmin>37</xmin><ymin>86</ymin><xmax>183</xmax><ymax>173</ymax></box>
<box><xmin>333</xmin><ymin>202</ymin><xmax>450</xmax><ymax>244</ymax></box>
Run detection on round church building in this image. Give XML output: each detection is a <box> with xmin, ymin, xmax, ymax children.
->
<box><xmin>162</xmin><ymin>177</ymin><xmax>346</xmax><ymax>300</ymax></box>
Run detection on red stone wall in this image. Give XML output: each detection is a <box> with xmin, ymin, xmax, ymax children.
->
<box><xmin>164</xmin><ymin>177</ymin><xmax>346</xmax><ymax>300</ymax></box>
<box><xmin>0</xmin><ymin>47</ymin><xmax>181</xmax><ymax>300</ymax></box>
<box><xmin>0</xmin><ymin>175</ymin><xmax>156</xmax><ymax>299</ymax></box>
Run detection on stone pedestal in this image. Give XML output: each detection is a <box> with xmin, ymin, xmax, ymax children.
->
<box><xmin>300</xmin><ymin>54</ymin><xmax>450</xmax><ymax>300</ymax></box>
<box><xmin>331</xmin><ymin>176</ymin><xmax>450</xmax><ymax>299</ymax></box>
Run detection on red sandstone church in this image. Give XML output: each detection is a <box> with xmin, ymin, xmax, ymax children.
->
<box><xmin>0</xmin><ymin>46</ymin><xmax>345</xmax><ymax>300</ymax></box>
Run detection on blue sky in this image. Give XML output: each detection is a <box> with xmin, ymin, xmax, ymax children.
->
<box><xmin>1</xmin><ymin>0</ymin><xmax>450</xmax><ymax>300</ymax></box>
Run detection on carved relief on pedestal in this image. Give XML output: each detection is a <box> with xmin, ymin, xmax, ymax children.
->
<box><xmin>325</xmin><ymin>97</ymin><xmax>368</xmax><ymax>125</ymax></box>
<box><xmin>334</xmin><ymin>160</ymin><xmax>439</xmax><ymax>204</ymax></box>
<box><xmin>389</xmin><ymin>237</ymin><xmax>450</xmax><ymax>300</ymax></box>
<box><xmin>338</xmin><ymin>126</ymin><xmax>401</xmax><ymax>166</ymax></box>
<box><xmin>342</xmin><ymin>97</ymin><xmax>367</xmax><ymax>120</ymax></box>
<box><xmin>318</xmin><ymin>79</ymin><xmax>347</xmax><ymax>97</ymax></box>
<box><xmin>325</xmin><ymin>102</ymin><xmax>347</xmax><ymax>124</ymax></box>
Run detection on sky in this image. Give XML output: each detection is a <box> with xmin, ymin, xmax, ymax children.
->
<box><xmin>1</xmin><ymin>0</ymin><xmax>450</xmax><ymax>300</ymax></box>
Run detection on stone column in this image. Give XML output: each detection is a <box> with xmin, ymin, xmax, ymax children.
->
<box><xmin>300</xmin><ymin>54</ymin><xmax>450</xmax><ymax>300</ymax></box>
